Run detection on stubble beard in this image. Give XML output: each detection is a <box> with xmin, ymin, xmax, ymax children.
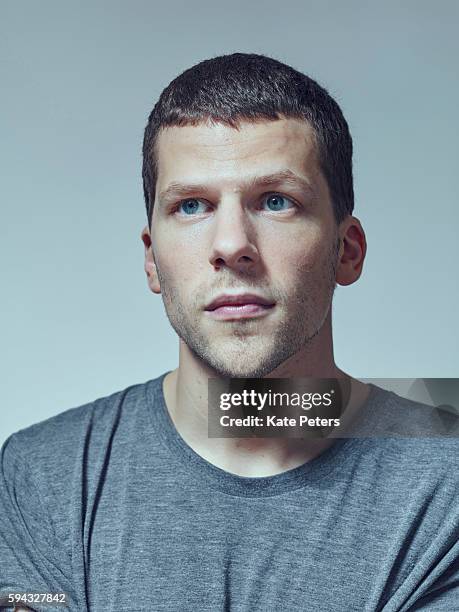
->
<box><xmin>155</xmin><ymin>237</ymin><xmax>339</xmax><ymax>379</ymax></box>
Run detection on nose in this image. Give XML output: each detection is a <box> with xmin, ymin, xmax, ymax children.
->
<box><xmin>208</xmin><ymin>199</ymin><xmax>260</xmax><ymax>273</ymax></box>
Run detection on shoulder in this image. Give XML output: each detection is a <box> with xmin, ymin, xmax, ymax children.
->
<box><xmin>356</xmin><ymin>384</ymin><xmax>459</xmax><ymax>478</ymax></box>
<box><xmin>0</xmin><ymin>374</ymin><xmax>167</xmax><ymax>552</ymax></box>
<box><xmin>1</xmin><ymin>373</ymin><xmax>167</xmax><ymax>479</ymax></box>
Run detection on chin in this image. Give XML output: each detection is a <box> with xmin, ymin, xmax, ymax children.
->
<box><xmin>206</xmin><ymin>353</ymin><xmax>282</xmax><ymax>379</ymax></box>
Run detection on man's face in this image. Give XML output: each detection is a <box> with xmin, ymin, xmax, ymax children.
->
<box><xmin>147</xmin><ymin>117</ymin><xmax>340</xmax><ymax>378</ymax></box>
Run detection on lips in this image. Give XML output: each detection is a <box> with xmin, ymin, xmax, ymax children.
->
<box><xmin>205</xmin><ymin>293</ymin><xmax>275</xmax><ymax>311</ymax></box>
<box><xmin>205</xmin><ymin>303</ymin><xmax>275</xmax><ymax>321</ymax></box>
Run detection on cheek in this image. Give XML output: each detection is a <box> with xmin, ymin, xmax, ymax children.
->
<box><xmin>154</xmin><ymin>242</ymin><xmax>206</xmax><ymax>302</ymax></box>
<box><xmin>265</xmin><ymin>230</ymin><xmax>325</xmax><ymax>274</ymax></box>
<box><xmin>265</xmin><ymin>235</ymin><xmax>336</xmax><ymax>305</ymax></box>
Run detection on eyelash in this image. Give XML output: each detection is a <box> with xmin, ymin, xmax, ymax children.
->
<box><xmin>171</xmin><ymin>193</ymin><xmax>299</xmax><ymax>215</ymax></box>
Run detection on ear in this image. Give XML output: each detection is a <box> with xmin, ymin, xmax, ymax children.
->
<box><xmin>140</xmin><ymin>225</ymin><xmax>161</xmax><ymax>294</ymax></box>
<box><xmin>335</xmin><ymin>216</ymin><xmax>367</xmax><ymax>286</ymax></box>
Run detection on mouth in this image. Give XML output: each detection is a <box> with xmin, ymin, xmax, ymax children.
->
<box><xmin>204</xmin><ymin>303</ymin><xmax>275</xmax><ymax>320</ymax></box>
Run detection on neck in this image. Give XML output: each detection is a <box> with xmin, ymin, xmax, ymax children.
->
<box><xmin>162</xmin><ymin>313</ymin><xmax>369</xmax><ymax>477</ymax></box>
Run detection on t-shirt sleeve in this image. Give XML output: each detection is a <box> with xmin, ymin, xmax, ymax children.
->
<box><xmin>404</xmin><ymin>478</ymin><xmax>459</xmax><ymax>612</ymax></box>
<box><xmin>407</xmin><ymin>561</ymin><xmax>459</xmax><ymax>611</ymax></box>
<box><xmin>0</xmin><ymin>434</ymin><xmax>79</xmax><ymax>611</ymax></box>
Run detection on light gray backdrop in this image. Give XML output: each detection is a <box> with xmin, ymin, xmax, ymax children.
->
<box><xmin>2</xmin><ymin>1</ymin><xmax>458</xmax><ymax>445</ymax></box>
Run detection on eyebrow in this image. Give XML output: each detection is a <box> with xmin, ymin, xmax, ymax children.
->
<box><xmin>157</xmin><ymin>169</ymin><xmax>316</xmax><ymax>204</ymax></box>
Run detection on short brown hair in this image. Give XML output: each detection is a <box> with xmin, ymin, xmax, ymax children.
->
<box><xmin>142</xmin><ymin>52</ymin><xmax>354</xmax><ymax>228</ymax></box>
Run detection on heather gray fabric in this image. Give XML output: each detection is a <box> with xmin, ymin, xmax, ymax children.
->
<box><xmin>1</xmin><ymin>372</ymin><xmax>458</xmax><ymax>611</ymax></box>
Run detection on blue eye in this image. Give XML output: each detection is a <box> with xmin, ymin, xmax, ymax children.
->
<box><xmin>262</xmin><ymin>194</ymin><xmax>295</xmax><ymax>212</ymax></box>
<box><xmin>177</xmin><ymin>199</ymin><xmax>207</xmax><ymax>215</ymax></box>
<box><xmin>175</xmin><ymin>194</ymin><xmax>296</xmax><ymax>216</ymax></box>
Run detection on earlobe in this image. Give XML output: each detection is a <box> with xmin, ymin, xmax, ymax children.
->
<box><xmin>140</xmin><ymin>226</ymin><xmax>161</xmax><ymax>294</ymax></box>
<box><xmin>335</xmin><ymin>218</ymin><xmax>367</xmax><ymax>287</ymax></box>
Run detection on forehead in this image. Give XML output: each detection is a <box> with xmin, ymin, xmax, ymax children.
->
<box><xmin>154</xmin><ymin>117</ymin><xmax>323</xmax><ymax>195</ymax></box>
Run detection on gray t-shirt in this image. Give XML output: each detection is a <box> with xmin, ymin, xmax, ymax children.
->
<box><xmin>1</xmin><ymin>372</ymin><xmax>458</xmax><ymax>611</ymax></box>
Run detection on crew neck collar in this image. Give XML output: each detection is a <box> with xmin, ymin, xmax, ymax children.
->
<box><xmin>145</xmin><ymin>371</ymin><xmax>387</xmax><ymax>498</ymax></box>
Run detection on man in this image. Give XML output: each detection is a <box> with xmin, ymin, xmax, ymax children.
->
<box><xmin>1</xmin><ymin>53</ymin><xmax>457</xmax><ymax>611</ymax></box>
